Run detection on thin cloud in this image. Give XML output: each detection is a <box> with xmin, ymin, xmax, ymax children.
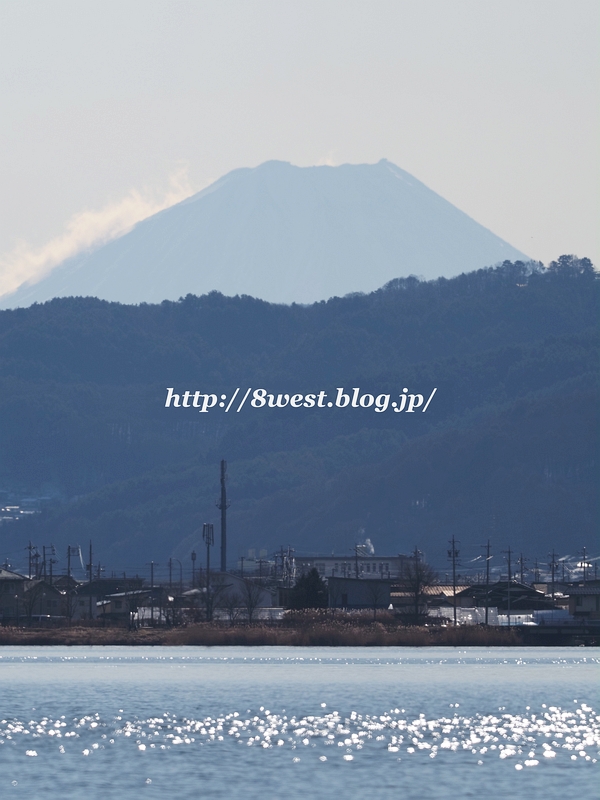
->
<box><xmin>0</xmin><ymin>167</ymin><xmax>196</xmax><ymax>299</ymax></box>
<box><xmin>316</xmin><ymin>151</ymin><xmax>338</xmax><ymax>167</ymax></box>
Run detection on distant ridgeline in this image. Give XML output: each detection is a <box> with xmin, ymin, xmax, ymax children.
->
<box><xmin>0</xmin><ymin>256</ymin><xmax>597</xmax><ymax>567</ymax></box>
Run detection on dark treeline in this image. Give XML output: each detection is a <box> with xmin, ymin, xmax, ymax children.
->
<box><xmin>0</xmin><ymin>256</ymin><xmax>597</xmax><ymax>566</ymax></box>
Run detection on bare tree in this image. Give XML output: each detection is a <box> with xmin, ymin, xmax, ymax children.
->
<box><xmin>240</xmin><ymin>580</ymin><xmax>264</xmax><ymax>624</ymax></box>
<box><xmin>201</xmin><ymin>573</ymin><xmax>228</xmax><ymax>621</ymax></box>
<box><xmin>399</xmin><ymin>548</ymin><xmax>438</xmax><ymax>624</ymax></box>
<box><xmin>125</xmin><ymin>592</ymin><xmax>140</xmax><ymax>630</ymax></box>
<box><xmin>23</xmin><ymin>581</ymin><xmax>46</xmax><ymax>625</ymax></box>
<box><xmin>327</xmin><ymin>579</ymin><xmax>342</xmax><ymax>616</ymax></box>
<box><xmin>365</xmin><ymin>580</ymin><xmax>389</xmax><ymax>621</ymax></box>
<box><xmin>219</xmin><ymin>590</ymin><xmax>243</xmax><ymax>626</ymax></box>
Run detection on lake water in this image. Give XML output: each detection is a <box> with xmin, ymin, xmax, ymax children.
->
<box><xmin>0</xmin><ymin>646</ymin><xmax>597</xmax><ymax>799</ymax></box>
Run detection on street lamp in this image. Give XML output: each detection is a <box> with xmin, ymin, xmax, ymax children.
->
<box><xmin>173</xmin><ymin>558</ymin><xmax>183</xmax><ymax>595</ymax></box>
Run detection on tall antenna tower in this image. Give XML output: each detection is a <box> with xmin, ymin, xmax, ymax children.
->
<box><xmin>216</xmin><ymin>460</ymin><xmax>230</xmax><ymax>572</ymax></box>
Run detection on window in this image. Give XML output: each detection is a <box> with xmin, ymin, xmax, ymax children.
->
<box><xmin>115</xmin><ymin>600</ymin><xmax>122</xmax><ymax>610</ymax></box>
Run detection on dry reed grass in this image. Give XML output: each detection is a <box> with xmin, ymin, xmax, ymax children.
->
<box><xmin>0</xmin><ymin>619</ymin><xmax>526</xmax><ymax>647</ymax></box>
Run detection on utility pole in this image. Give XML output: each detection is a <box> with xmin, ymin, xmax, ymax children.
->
<box><xmin>287</xmin><ymin>546</ymin><xmax>296</xmax><ymax>587</ymax></box>
<box><xmin>26</xmin><ymin>542</ymin><xmax>42</xmax><ymax>580</ymax></box>
<box><xmin>503</xmin><ymin>546</ymin><xmax>512</xmax><ymax>629</ymax></box>
<box><xmin>581</xmin><ymin>547</ymin><xmax>588</xmax><ymax>584</ymax></box>
<box><xmin>352</xmin><ymin>545</ymin><xmax>360</xmax><ymax>578</ymax></box>
<box><xmin>412</xmin><ymin>546</ymin><xmax>423</xmax><ymax>624</ymax></box>
<box><xmin>168</xmin><ymin>558</ymin><xmax>182</xmax><ymax>625</ymax></box>
<box><xmin>549</xmin><ymin>550</ymin><xmax>558</xmax><ymax>600</ymax></box>
<box><xmin>48</xmin><ymin>545</ymin><xmax>57</xmax><ymax>585</ymax></box>
<box><xmin>25</xmin><ymin>540</ymin><xmax>40</xmax><ymax>578</ymax></box>
<box><xmin>191</xmin><ymin>551</ymin><xmax>196</xmax><ymax>588</ymax></box>
<box><xmin>147</xmin><ymin>561</ymin><xmax>157</xmax><ymax>625</ymax></box>
<box><xmin>88</xmin><ymin>541</ymin><xmax>93</xmax><ymax>620</ymax></box>
<box><xmin>240</xmin><ymin>556</ymin><xmax>245</xmax><ymax>578</ymax></box>
<box><xmin>33</xmin><ymin>547</ymin><xmax>41</xmax><ymax>579</ymax></box>
<box><xmin>518</xmin><ymin>553</ymin><xmax>526</xmax><ymax>585</ymax></box>
<box><xmin>483</xmin><ymin>540</ymin><xmax>491</xmax><ymax>625</ymax></box>
<box><xmin>174</xmin><ymin>558</ymin><xmax>183</xmax><ymax>595</ymax></box>
<box><xmin>203</xmin><ymin>523</ymin><xmax>214</xmax><ymax>620</ymax></box>
<box><xmin>447</xmin><ymin>537</ymin><xmax>460</xmax><ymax>626</ymax></box>
<box><xmin>216</xmin><ymin>460</ymin><xmax>230</xmax><ymax>573</ymax></box>
<box><xmin>66</xmin><ymin>546</ymin><xmax>79</xmax><ymax>627</ymax></box>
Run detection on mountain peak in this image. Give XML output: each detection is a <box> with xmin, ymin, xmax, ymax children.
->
<box><xmin>2</xmin><ymin>161</ymin><xmax>528</xmax><ymax>308</ymax></box>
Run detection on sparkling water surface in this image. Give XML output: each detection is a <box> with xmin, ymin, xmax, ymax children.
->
<box><xmin>0</xmin><ymin>646</ymin><xmax>597</xmax><ymax>799</ymax></box>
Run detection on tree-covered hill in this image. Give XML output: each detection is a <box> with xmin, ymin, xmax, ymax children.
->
<box><xmin>1</xmin><ymin>256</ymin><xmax>597</xmax><ymax>568</ymax></box>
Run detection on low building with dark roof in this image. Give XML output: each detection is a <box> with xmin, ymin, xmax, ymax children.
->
<box><xmin>74</xmin><ymin>578</ymin><xmax>144</xmax><ymax>620</ymax></box>
<box><xmin>455</xmin><ymin>580</ymin><xmax>558</xmax><ymax>613</ymax></box>
<box><xmin>567</xmin><ymin>581</ymin><xmax>600</xmax><ymax>620</ymax></box>
<box><xmin>0</xmin><ymin>567</ymin><xmax>27</xmax><ymax>623</ymax></box>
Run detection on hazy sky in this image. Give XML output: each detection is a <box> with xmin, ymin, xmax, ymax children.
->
<box><xmin>0</xmin><ymin>0</ymin><xmax>598</xmax><ymax>295</ymax></box>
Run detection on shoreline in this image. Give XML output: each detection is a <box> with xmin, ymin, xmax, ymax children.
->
<box><xmin>0</xmin><ymin>623</ymin><xmax>596</xmax><ymax>647</ymax></box>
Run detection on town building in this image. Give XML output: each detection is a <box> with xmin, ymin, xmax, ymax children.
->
<box><xmin>454</xmin><ymin>580</ymin><xmax>557</xmax><ymax>613</ymax></box>
<box><xmin>297</xmin><ymin>552</ymin><xmax>410</xmax><ymax>580</ymax></box>
<box><xmin>567</xmin><ymin>581</ymin><xmax>600</xmax><ymax>620</ymax></box>
<box><xmin>22</xmin><ymin>580</ymin><xmax>64</xmax><ymax>621</ymax></box>
<box><xmin>97</xmin><ymin>589</ymin><xmax>154</xmax><ymax>625</ymax></box>
<box><xmin>327</xmin><ymin>576</ymin><xmax>393</xmax><ymax>610</ymax></box>
<box><xmin>182</xmin><ymin>572</ymin><xmax>275</xmax><ymax>620</ymax></box>
<box><xmin>390</xmin><ymin>584</ymin><xmax>470</xmax><ymax>618</ymax></box>
<box><xmin>0</xmin><ymin>567</ymin><xmax>27</xmax><ymax>622</ymax></box>
<box><xmin>74</xmin><ymin>577</ymin><xmax>144</xmax><ymax>620</ymax></box>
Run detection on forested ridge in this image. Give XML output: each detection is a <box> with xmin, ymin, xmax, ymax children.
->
<box><xmin>0</xmin><ymin>256</ymin><xmax>597</xmax><ymax>566</ymax></box>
